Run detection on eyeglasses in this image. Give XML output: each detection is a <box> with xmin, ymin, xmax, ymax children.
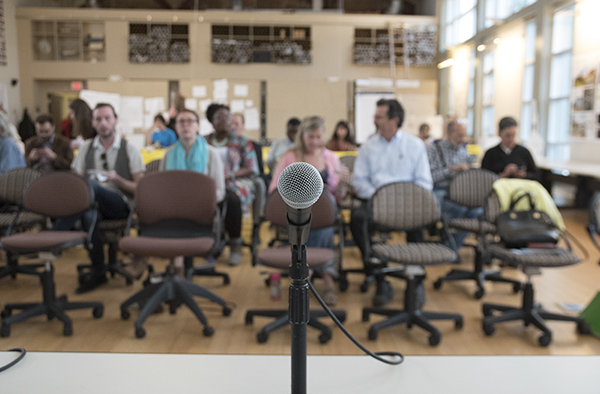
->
<box><xmin>176</xmin><ymin>119</ymin><xmax>198</xmax><ymax>125</ymax></box>
<box><xmin>100</xmin><ymin>152</ymin><xmax>108</xmax><ymax>171</ymax></box>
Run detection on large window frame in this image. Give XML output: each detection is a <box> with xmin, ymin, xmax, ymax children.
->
<box><xmin>520</xmin><ymin>20</ymin><xmax>536</xmax><ymax>142</ymax></box>
<box><xmin>442</xmin><ymin>0</ymin><xmax>478</xmax><ymax>49</ymax></box>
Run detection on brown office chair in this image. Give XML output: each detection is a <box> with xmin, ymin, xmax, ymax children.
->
<box><xmin>0</xmin><ymin>172</ymin><xmax>103</xmax><ymax>337</ymax></box>
<box><xmin>362</xmin><ymin>182</ymin><xmax>463</xmax><ymax>346</ymax></box>
<box><xmin>481</xmin><ymin>191</ymin><xmax>590</xmax><ymax>346</ymax></box>
<box><xmin>588</xmin><ymin>193</ymin><xmax>600</xmax><ymax>265</ymax></box>
<box><xmin>245</xmin><ymin>190</ymin><xmax>346</xmax><ymax>344</ymax></box>
<box><xmin>0</xmin><ymin>168</ymin><xmax>45</xmax><ymax>280</ymax></box>
<box><xmin>119</xmin><ymin>170</ymin><xmax>231</xmax><ymax>339</ymax></box>
<box><xmin>433</xmin><ymin>169</ymin><xmax>522</xmax><ymax>298</ymax></box>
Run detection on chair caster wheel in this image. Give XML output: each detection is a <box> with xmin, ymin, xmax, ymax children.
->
<box><xmin>433</xmin><ymin>279</ymin><xmax>442</xmax><ymax>290</ymax></box>
<box><xmin>223</xmin><ymin>277</ymin><xmax>230</xmax><ymax>286</ymax></box>
<box><xmin>319</xmin><ymin>332</ymin><xmax>332</xmax><ymax>344</ymax></box>
<box><xmin>368</xmin><ymin>328</ymin><xmax>378</xmax><ymax>340</ymax></box>
<box><xmin>121</xmin><ymin>309</ymin><xmax>130</xmax><ymax>320</ymax></box>
<box><xmin>362</xmin><ymin>310</ymin><xmax>370</xmax><ymax>322</ymax></box>
<box><xmin>482</xmin><ymin>305</ymin><xmax>493</xmax><ymax>317</ymax></box>
<box><xmin>136</xmin><ymin>327</ymin><xmax>146</xmax><ymax>339</ymax></box>
<box><xmin>169</xmin><ymin>304</ymin><xmax>178</xmax><ymax>315</ymax></box>
<box><xmin>1</xmin><ymin>308</ymin><xmax>12</xmax><ymax>319</ymax></box>
<box><xmin>63</xmin><ymin>323</ymin><xmax>73</xmax><ymax>336</ymax></box>
<box><xmin>577</xmin><ymin>321</ymin><xmax>592</xmax><ymax>335</ymax></box>
<box><xmin>222</xmin><ymin>307</ymin><xmax>232</xmax><ymax>316</ymax></box>
<box><xmin>93</xmin><ymin>306</ymin><xmax>104</xmax><ymax>318</ymax></box>
<box><xmin>455</xmin><ymin>317</ymin><xmax>464</xmax><ymax>329</ymax></box>
<box><xmin>474</xmin><ymin>288</ymin><xmax>485</xmax><ymax>299</ymax></box>
<box><xmin>483</xmin><ymin>322</ymin><xmax>495</xmax><ymax>336</ymax></box>
<box><xmin>513</xmin><ymin>283</ymin><xmax>522</xmax><ymax>293</ymax></box>
<box><xmin>47</xmin><ymin>312</ymin><xmax>55</xmax><ymax>321</ymax></box>
<box><xmin>0</xmin><ymin>324</ymin><xmax>10</xmax><ymax>337</ymax></box>
<box><xmin>257</xmin><ymin>331</ymin><xmax>269</xmax><ymax>343</ymax></box>
<box><xmin>245</xmin><ymin>314</ymin><xmax>253</xmax><ymax>325</ymax></box>
<box><xmin>538</xmin><ymin>333</ymin><xmax>552</xmax><ymax>347</ymax></box>
<box><xmin>428</xmin><ymin>332</ymin><xmax>441</xmax><ymax>346</ymax></box>
<box><xmin>360</xmin><ymin>281</ymin><xmax>370</xmax><ymax>293</ymax></box>
<box><xmin>338</xmin><ymin>278</ymin><xmax>349</xmax><ymax>292</ymax></box>
<box><xmin>203</xmin><ymin>326</ymin><xmax>214</xmax><ymax>337</ymax></box>
<box><xmin>126</xmin><ymin>278</ymin><xmax>133</xmax><ymax>286</ymax></box>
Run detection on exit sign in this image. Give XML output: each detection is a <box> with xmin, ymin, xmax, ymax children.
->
<box><xmin>71</xmin><ymin>81</ymin><xmax>82</xmax><ymax>91</ymax></box>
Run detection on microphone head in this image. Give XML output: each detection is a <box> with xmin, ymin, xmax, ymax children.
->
<box><xmin>277</xmin><ymin>162</ymin><xmax>324</xmax><ymax>210</ymax></box>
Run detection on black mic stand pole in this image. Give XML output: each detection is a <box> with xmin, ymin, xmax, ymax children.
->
<box><xmin>287</xmin><ymin>210</ymin><xmax>312</xmax><ymax>394</ymax></box>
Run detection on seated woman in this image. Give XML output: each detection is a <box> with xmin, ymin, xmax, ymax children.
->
<box><xmin>325</xmin><ymin>120</ymin><xmax>357</xmax><ymax>152</ymax></box>
<box><xmin>269</xmin><ymin>116</ymin><xmax>349</xmax><ymax>305</ymax></box>
<box><xmin>205</xmin><ymin>104</ymin><xmax>259</xmax><ymax>266</ymax></box>
<box><xmin>158</xmin><ymin>109</ymin><xmax>225</xmax><ymax>276</ymax></box>
<box><xmin>146</xmin><ymin>114</ymin><xmax>177</xmax><ymax>148</ymax></box>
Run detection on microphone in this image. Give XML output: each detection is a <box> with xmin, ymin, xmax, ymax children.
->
<box><xmin>277</xmin><ymin>162</ymin><xmax>324</xmax><ymax>246</ymax></box>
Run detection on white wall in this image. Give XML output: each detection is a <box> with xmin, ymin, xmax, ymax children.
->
<box><xmin>1</xmin><ymin>0</ymin><xmax>21</xmax><ymax>125</ymax></box>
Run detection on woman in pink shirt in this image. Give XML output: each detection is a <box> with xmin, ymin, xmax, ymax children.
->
<box><xmin>270</xmin><ymin>116</ymin><xmax>348</xmax><ymax>305</ymax></box>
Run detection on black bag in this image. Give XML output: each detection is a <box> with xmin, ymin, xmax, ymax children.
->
<box><xmin>496</xmin><ymin>192</ymin><xmax>559</xmax><ymax>249</ymax></box>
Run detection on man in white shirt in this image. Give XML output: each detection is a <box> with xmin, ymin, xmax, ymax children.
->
<box><xmin>56</xmin><ymin>103</ymin><xmax>146</xmax><ymax>293</ymax></box>
<box><xmin>266</xmin><ymin>117</ymin><xmax>300</xmax><ymax>173</ymax></box>
<box><xmin>351</xmin><ymin>98</ymin><xmax>433</xmax><ymax>306</ymax></box>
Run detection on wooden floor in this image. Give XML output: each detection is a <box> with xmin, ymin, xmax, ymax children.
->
<box><xmin>1</xmin><ymin>209</ymin><xmax>599</xmax><ymax>356</ymax></box>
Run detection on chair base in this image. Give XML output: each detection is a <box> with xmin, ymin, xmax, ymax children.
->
<box><xmin>482</xmin><ymin>282</ymin><xmax>590</xmax><ymax>346</ymax></box>
<box><xmin>120</xmin><ymin>269</ymin><xmax>231</xmax><ymax>339</ymax></box>
<box><xmin>245</xmin><ymin>309</ymin><xmax>347</xmax><ymax>344</ymax></box>
<box><xmin>363</xmin><ymin>276</ymin><xmax>463</xmax><ymax>346</ymax></box>
<box><xmin>0</xmin><ymin>264</ymin><xmax>103</xmax><ymax>337</ymax></box>
<box><xmin>77</xmin><ymin>243</ymin><xmax>138</xmax><ymax>285</ymax></box>
<box><xmin>434</xmin><ymin>248</ymin><xmax>521</xmax><ymax>298</ymax></box>
<box><xmin>339</xmin><ymin>266</ymin><xmax>406</xmax><ymax>293</ymax></box>
<box><xmin>0</xmin><ymin>252</ymin><xmax>45</xmax><ymax>280</ymax></box>
<box><xmin>186</xmin><ymin>256</ymin><xmax>230</xmax><ymax>285</ymax></box>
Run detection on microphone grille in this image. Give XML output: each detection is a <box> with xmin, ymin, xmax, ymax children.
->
<box><xmin>277</xmin><ymin>162</ymin><xmax>324</xmax><ymax>210</ymax></box>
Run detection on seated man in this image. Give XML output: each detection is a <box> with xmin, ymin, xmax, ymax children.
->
<box><xmin>25</xmin><ymin>114</ymin><xmax>73</xmax><ymax>173</ymax></box>
<box><xmin>266</xmin><ymin>117</ymin><xmax>300</xmax><ymax>173</ymax></box>
<box><xmin>351</xmin><ymin>98</ymin><xmax>433</xmax><ymax>306</ymax></box>
<box><xmin>427</xmin><ymin>118</ymin><xmax>480</xmax><ymax>249</ymax></box>
<box><xmin>55</xmin><ymin>103</ymin><xmax>146</xmax><ymax>293</ymax></box>
<box><xmin>481</xmin><ymin>116</ymin><xmax>538</xmax><ymax>180</ymax></box>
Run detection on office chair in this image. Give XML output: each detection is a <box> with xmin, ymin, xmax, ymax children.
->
<box><xmin>481</xmin><ymin>191</ymin><xmax>590</xmax><ymax>346</ymax></box>
<box><xmin>245</xmin><ymin>190</ymin><xmax>346</xmax><ymax>344</ymax></box>
<box><xmin>588</xmin><ymin>192</ymin><xmax>600</xmax><ymax>265</ymax></box>
<box><xmin>119</xmin><ymin>170</ymin><xmax>231</xmax><ymax>339</ymax></box>
<box><xmin>145</xmin><ymin>159</ymin><xmax>162</xmax><ymax>174</ymax></box>
<box><xmin>0</xmin><ymin>168</ymin><xmax>45</xmax><ymax>280</ymax></box>
<box><xmin>433</xmin><ymin>169</ymin><xmax>522</xmax><ymax>298</ymax></box>
<box><xmin>362</xmin><ymin>182</ymin><xmax>463</xmax><ymax>346</ymax></box>
<box><xmin>0</xmin><ymin>172</ymin><xmax>103</xmax><ymax>337</ymax></box>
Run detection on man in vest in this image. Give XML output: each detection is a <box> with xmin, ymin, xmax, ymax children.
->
<box><xmin>63</xmin><ymin>103</ymin><xmax>146</xmax><ymax>293</ymax></box>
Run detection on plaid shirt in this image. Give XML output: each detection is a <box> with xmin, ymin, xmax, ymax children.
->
<box><xmin>426</xmin><ymin>139</ymin><xmax>473</xmax><ymax>190</ymax></box>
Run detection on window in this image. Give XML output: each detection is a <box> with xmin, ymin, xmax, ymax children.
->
<box><xmin>546</xmin><ymin>6</ymin><xmax>574</xmax><ymax>160</ymax></box>
<box><xmin>520</xmin><ymin>21</ymin><xmax>536</xmax><ymax>141</ymax></box>
<box><xmin>442</xmin><ymin>0</ymin><xmax>477</xmax><ymax>49</ymax></box>
<box><xmin>467</xmin><ymin>49</ymin><xmax>476</xmax><ymax>136</ymax></box>
<box><xmin>484</xmin><ymin>0</ymin><xmax>537</xmax><ymax>28</ymax></box>
<box><xmin>481</xmin><ymin>51</ymin><xmax>495</xmax><ymax>136</ymax></box>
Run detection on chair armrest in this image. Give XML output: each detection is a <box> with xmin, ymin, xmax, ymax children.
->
<box><xmin>4</xmin><ymin>207</ymin><xmax>22</xmax><ymax>237</ymax></box>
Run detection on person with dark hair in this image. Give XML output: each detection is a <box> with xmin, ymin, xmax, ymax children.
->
<box><xmin>419</xmin><ymin>123</ymin><xmax>435</xmax><ymax>145</ymax></box>
<box><xmin>266</xmin><ymin>117</ymin><xmax>300</xmax><ymax>172</ymax></box>
<box><xmin>325</xmin><ymin>120</ymin><xmax>357</xmax><ymax>151</ymax></box>
<box><xmin>145</xmin><ymin>113</ymin><xmax>177</xmax><ymax>148</ymax></box>
<box><xmin>205</xmin><ymin>104</ymin><xmax>259</xmax><ymax>266</ymax></box>
<box><xmin>56</xmin><ymin>102</ymin><xmax>146</xmax><ymax>293</ymax></box>
<box><xmin>24</xmin><ymin>114</ymin><xmax>73</xmax><ymax>173</ymax></box>
<box><xmin>351</xmin><ymin>98</ymin><xmax>433</xmax><ymax>306</ymax></box>
<box><xmin>481</xmin><ymin>116</ymin><xmax>538</xmax><ymax>180</ymax></box>
<box><xmin>68</xmin><ymin>98</ymin><xmax>96</xmax><ymax>149</ymax></box>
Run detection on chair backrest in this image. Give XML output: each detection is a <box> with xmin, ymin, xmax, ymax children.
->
<box><xmin>483</xmin><ymin>190</ymin><xmax>502</xmax><ymax>224</ymax></box>
<box><xmin>135</xmin><ymin>170</ymin><xmax>216</xmax><ymax>227</ymax></box>
<box><xmin>265</xmin><ymin>189</ymin><xmax>337</xmax><ymax>231</ymax></box>
<box><xmin>447</xmin><ymin>169</ymin><xmax>498</xmax><ymax>208</ymax></box>
<box><xmin>0</xmin><ymin>168</ymin><xmax>42</xmax><ymax>205</ymax></box>
<box><xmin>589</xmin><ymin>192</ymin><xmax>600</xmax><ymax>236</ymax></box>
<box><xmin>145</xmin><ymin>159</ymin><xmax>162</xmax><ymax>174</ymax></box>
<box><xmin>370</xmin><ymin>182</ymin><xmax>441</xmax><ymax>231</ymax></box>
<box><xmin>339</xmin><ymin>155</ymin><xmax>357</xmax><ymax>173</ymax></box>
<box><xmin>23</xmin><ymin>172</ymin><xmax>93</xmax><ymax>218</ymax></box>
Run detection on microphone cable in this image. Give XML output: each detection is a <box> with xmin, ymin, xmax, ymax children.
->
<box><xmin>307</xmin><ymin>280</ymin><xmax>404</xmax><ymax>366</ymax></box>
<box><xmin>0</xmin><ymin>348</ymin><xmax>26</xmax><ymax>373</ymax></box>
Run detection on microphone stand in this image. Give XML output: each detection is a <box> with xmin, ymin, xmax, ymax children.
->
<box><xmin>287</xmin><ymin>211</ymin><xmax>312</xmax><ymax>394</ymax></box>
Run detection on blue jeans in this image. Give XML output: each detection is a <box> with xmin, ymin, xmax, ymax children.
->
<box><xmin>434</xmin><ymin>188</ymin><xmax>482</xmax><ymax>250</ymax></box>
<box><xmin>53</xmin><ymin>181</ymin><xmax>130</xmax><ymax>274</ymax></box>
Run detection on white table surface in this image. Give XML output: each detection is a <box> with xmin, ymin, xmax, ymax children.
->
<box><xmin>537</xmin><ymin>158</ymin><xmax>600</xmax><ymax>179</ymax></box>
<box><xmin>0</xmin><ymin>352</ymin><xmax>598</xmax><ymax>394</ymax></box>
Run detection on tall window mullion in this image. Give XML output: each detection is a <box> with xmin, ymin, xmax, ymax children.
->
<box><xmin>482</xmin><ymin>51</ymin><xmax>495</xmax><ymax>136</ymax></box>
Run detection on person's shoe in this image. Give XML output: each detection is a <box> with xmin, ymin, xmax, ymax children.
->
<box><xmin>322</xmin><ymin>288</ymin><xmax>337</xmax><ymax>306</ymax></box>
<box><xmin>123</xmin><ymin>256</ymin><xmax>149</xmax><ymax>280</ymax></box>
<box><xmin>76</xmin><ymin>273</ymin><xmax>107</xmax><ymax>294</ymax></box>
<box><xmin>229</xmin><ymin>237</ymin><xmax>244</xmax><ymax>266</ymax></box>
<box><xmin>372</xmin><ymin>280</ymin><xmax>394</xmax><ymax>307</ymax></box>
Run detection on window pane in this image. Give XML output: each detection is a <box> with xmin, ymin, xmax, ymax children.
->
<box><xmin>483</xmin><ymin>106</ymin><xmax>495</xmax><ymax>136</ymax></box>
<box><xmin>547</xmin><ymin>98</ymin><xmax>570</xmax><ymax>143</ymax></box>
<box><xmin>552</xmin><ymin>7</ymin><xmax>574</xmax><ymax>54</ymax></box>
<box><xmin>483</xmin><ymin>74</ymin><xmax>495</xmax><ymax>106</ymax></box>
<box><xmin>483</xmin><ymin>52</ymin><xmax>494</xmax><ymax>73</ymax></box>
<box><xmin>457</xmin><ymin>10</ymin><xmax>476</xmax><ymax>43</ymax></box>
<box><xmin>485</xmin><ymin>0</ymin><xmax>497</xmax><ymax>28</ymax></box>
<box><xmin>521</xmin><ymin>103</ymin><xmax>531</xmax><ymax>141</ymax></box>
<box><xmin>525</xmin><ymin>21</ymin><xmax>536</xmax><ymax>63</ymax></box>
<box><xmin>445</xmin><ymin>0</ymin><xmax>457</xmax><ymax>23</ymax></box>
<box><xmin>469</xmin><ymin>49</ymin><xmax>476</xmax><ymax>78</ymax></box>
<box><xmin>522</xmin><ymin>64</ymin><xmax>534</xmax><ymax>101</ymax></box>
<box><xmin>547</xmin><ymin>143</ymin><xmax>570</xmax><ymax>161</ymax></box>
<box><xmin>467</xmin><ymin>108</ymin><xmax>474</xmax><ymax>136</ymax></box>
<box><xmin>468</xmin><ymin>80</ymin><xmax>475</xmax><ymax>106</ymax></box>
<box><xmin>459</xmin><ymin>0</ymin><xmax>476</xmax><ymax>14</ymax></box>
<box><xmin>549</xmin><ymin>52</ymin><xmax>572</xmax><ymax>99</ymax></box>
